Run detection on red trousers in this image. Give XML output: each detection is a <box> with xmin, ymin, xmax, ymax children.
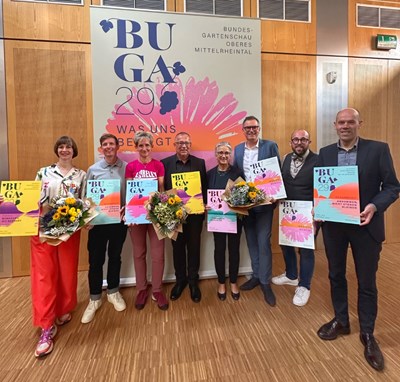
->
<box><xmin>30</xmin><ymin>231</ymin><xmax>81</xmax><ymax>328</ymax></box>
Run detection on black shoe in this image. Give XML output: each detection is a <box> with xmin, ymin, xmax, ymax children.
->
<box><xmin>360</xmin><ymin>333</ymin><xmax>384</xmax><ymax>371</ymax></box>
<box><xmin>170</xmin><ymin>281</ymin><xmax>187</xmax><ymax>301</ymax></box>
<box><xmin>317</xmin><ymin>318</ymin><xmax>350</xmax><ymax>340</ymax></box>
<box><xmin>217</xmin><ymin>291</ymin><xmax>226</xmax><ymax>301</ymax></box>
<box><xmin>240</xmin><ymin>277</ymin><xmax>260</xmax><ymax>291</ymax></box>
<box><xmin>260</xmin><ymin>283</ymin><xmax>276</xmax><ymax>306</ymax></box>
<box><xmin>189</xmin><ymin>284</ymin><xmax>201</xmax><ymax>303</ymax></box>
<box><xmin>231</xmin><ymin>291</ymin><xmax>240</xmax><ymax>301</ymax></box>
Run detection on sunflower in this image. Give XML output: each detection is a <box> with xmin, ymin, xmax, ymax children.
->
<box><xmin>168</xmin><ymin>197</ymin><xmax>176</xmax><ymax>205</ymax></box>
<box><xmin>176</xmin><ymin>209</ymin><xmax>183</xmax><ymax>219</ymax></box>
<box><xmin>58</xmin><ymin>206</ymin><xmax>69</xmax><ymax>215</ymax></box>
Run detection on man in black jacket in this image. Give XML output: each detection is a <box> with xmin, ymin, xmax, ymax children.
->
<box><xmin>161</xmin><ymin>132</ymin><xmax>207</xmax><ymax>303</ymax></box>
<box><xmin>272</xmin><ymin>129</ymin><xmax>318</xmax><ymax>307</ymax></box>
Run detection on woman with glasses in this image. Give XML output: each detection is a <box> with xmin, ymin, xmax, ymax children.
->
<box><xmin>207</xmin><ymin>142</ymin><xmax>244</xmax><ymax>301</ymax></box>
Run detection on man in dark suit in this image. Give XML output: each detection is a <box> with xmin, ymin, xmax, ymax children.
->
<box><xmin>272</xmin><ymin>129</ymin><xmax>318</xmax><ymax>307</ymax></box>
<box><xmin>317</xmin><ymin>108</ymin><xmax>400</xmax><ymax>371</ymax></box>
<box><xmin>233</xmin><ymin>116</ymin><xmax>280</xmax><ymax>306</ymax></box>
<box><xmin>162</xmin><ymin>132</ymin><xmax>207</xmax><ymax>303</ymax></box>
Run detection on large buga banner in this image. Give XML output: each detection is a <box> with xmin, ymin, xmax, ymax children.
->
<box><xmin>90</xmin><ymin>7</ymin><xmax>261</xmax><ymax>168</ymax></box>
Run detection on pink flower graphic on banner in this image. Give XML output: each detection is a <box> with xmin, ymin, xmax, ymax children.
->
<box><xmin>254</xmin><ymin>171</ymin><xmax>283</xmax><ymax>197</ymax></box>
<box><xmin>105</xmin><ymin>77</ymin><xmax>247</xmax><ymax>157</ymax></box>
<box><xmin>280</xmin><ymin>214</ymin><xmax>313</xmax><ymax>243</ymax></box>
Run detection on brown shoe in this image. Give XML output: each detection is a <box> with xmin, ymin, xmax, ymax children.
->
<box><xmin>317</xmin><ymin>318</ymin><xmax>350</xmax><ymax>340</ymax></box>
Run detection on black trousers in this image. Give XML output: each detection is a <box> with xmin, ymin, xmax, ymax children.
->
<box><xmin>171</xmin><ymin>214</ymin><xmax>204</xmax><ymax>284</ymax></box>
<box><xmin>213</xmin><ymin>219</ymin><xmax>243</xmax><ymax>284</ymax></box>
<box><xmin>322</xmin><ymin>222</ymin><xmax>381</xmax><ymax>333</ymax></box>
<box><xmin>87</xmin><ymin>223</ymin><xmax>128</xmax><ymax>296</ymax></box>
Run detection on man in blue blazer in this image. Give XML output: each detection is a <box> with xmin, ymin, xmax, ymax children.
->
<box><xmin>316</xmin><ymin>108</ymin><xmax>400</xmax><ymax>371</ymax></box>
<box><xmin>233</xmin><ymin>116</ymin><xmax>280</xmax><ymax>306</ymax></box>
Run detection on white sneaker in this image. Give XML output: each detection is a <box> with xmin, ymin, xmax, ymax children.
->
<box><xmin>271</xmin><ymin>273</ymin><xmax>298</xmax><ymax>286</ymax></box>
<box><xmin>293</xmin><ymin>286</ymin><xmax>310</xmax><ymax>306</ymax></box>
<box><xmin>81</xmin><ymin>299</ymin><xmax>102</xmax><ymax>324</ymax></box>
<box><xmin>107</xmin><ymin>291</ymin><xmax>126</xmax><ymax>312</ymax></box>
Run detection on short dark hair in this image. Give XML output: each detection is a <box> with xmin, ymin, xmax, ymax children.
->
<box><xmin>100</xmin><ymin>133</ymin><xmax>119</xmax><ymax>146</ymax></box>
<box><xmin>54</xmin><ymin>136</ymin><xmax>78</xmax><ymax>158</ymax></box>
<box><xmin>242</xmin><ymin>116</ymin><xmax>260</xmax><ymax>126</ymax></box>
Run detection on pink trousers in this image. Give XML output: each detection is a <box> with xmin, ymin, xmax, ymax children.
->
<box><xmin>30</xmin><ymin>232</ymin><xmax>80</xmax><ymax>328</ymax></box>
<box><xmin>130</xmin><ymin>224</ymin><xmax>165</xmax><ymax>292</ymax></box>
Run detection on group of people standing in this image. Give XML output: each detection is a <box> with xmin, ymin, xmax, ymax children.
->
<box><xmin>2</xmin><ymin>108</ymin><xmax>399</xmax><ymax>372</ymax></box>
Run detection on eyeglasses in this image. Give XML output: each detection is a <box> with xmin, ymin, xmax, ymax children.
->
<box><xmin>291</xmin><ymin>137</ymin><xmax>309</xmax><ymax>144</ymax></box>
<box><xmin>217</xmin><ymin>151</ymin><xmax>231</xmax><ymax>156</ymax></box>
<box><xmin>243</xmin><ymin>125</ymin><xmax>259</xmax><ymax>131</ymax></box>
<box><xmin>175</xmin><ymin>141</ymin><xmax>191</xmax><ymax>146</ymax></box>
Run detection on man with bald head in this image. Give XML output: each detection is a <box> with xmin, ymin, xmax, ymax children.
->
<box><xmin>272</xmin><ymin>129</ymin><xmax>318</xmax><ymax>307</ymax></box>
<box><xmin>316</xmin><ymin>108</ymin><xmax>400</xmax><ymax>371</ymax></box>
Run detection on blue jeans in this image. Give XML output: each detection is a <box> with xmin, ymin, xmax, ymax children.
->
<box><xmin>243</xmin><ymin>206</ymin><xmax>274</xmax><ymax>284</ymax></box>
<box><xmin>280</xmin><ymin>245</ymin><xmax>315</xmax><ymax>290</ymax></box>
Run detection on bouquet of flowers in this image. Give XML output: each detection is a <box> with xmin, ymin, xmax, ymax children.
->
<box><xmin>39</xmin><ymin>195</ymin><xmax>96</xmax><ymax>245</ymax></box>
<box><xmin>145</xmin><ymin>189</ymin><xmax>188</xmax><ymax>240</ymax></box>
<box><xmin>222</xmin><ymin>177</ymin><xmax>271</xmax><ymax>215</ymax></box>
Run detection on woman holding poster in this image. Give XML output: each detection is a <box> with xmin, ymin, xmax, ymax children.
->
<box><xmin>125</xmin><ymin>131</ymin><xmax>168</xmax><ymax>311</ymax></box>
<box><xmin>31</xmin><ymin>136</ymin><xmax>86</xmax><ymax>358</ymax></box>
<box><xmin>207</xmin><ymin>142</ymin><xmax>243</xmax><ymax>301</ymax></box>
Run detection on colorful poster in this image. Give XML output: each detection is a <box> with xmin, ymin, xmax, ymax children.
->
<box><xmin>0</xmin><ymin>181</ymin><xmax>41</xmax><ymax>236</ymax></box>
<box><xmin>207</xmin><ymin>189</ymin><xmax>237</xmax><ymax>233</ymax></box>
<box><xmin>90</xmin><ymin>8</ymin><xmax>261</xmax><ymax>170</ymax></box>
<box><xmin>87</xmin><ymin>179</ymin><xmax>121</xmax><ymax>225</ymax></box>
<box><xmin>125</xmin><ymin>179</ymin><xmax>158</xmax><ymax>224</ymax></box>
<box><xmin>313</xmin><ymin>166</ymin><xmax>360</xmax><ymax>224</ymax></box>
<box><xmin>279</xmin><ymin>200</ymin><xmax>314</xmax><ymax>249</ymax></box>
<box><xmin>249</xmin><ymin>157</ymin><xmax>286</xmax><ymax>199</ymax></box>
<box><xmin>171</xmin><ymin>171</ymin><xmax>204</xmax><ymax>214</ymax></box>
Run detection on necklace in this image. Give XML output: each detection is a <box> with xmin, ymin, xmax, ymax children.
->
<box><xmin>217</xmin><ymin>165</ymin><xmax>230</xmax><ymax>176</ymax></box>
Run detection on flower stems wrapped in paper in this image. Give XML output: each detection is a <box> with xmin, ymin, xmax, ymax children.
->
<box><xmin>39</xmin><ymin>195</ymin><xmax>98</xmax><ymax>246</ymax></box>
<box><xmin>222</xmin><ymin>177</ymin><xmax>272</xmax><ymax>215</ymax></box>
<box><xmin>145</xmin><ymin>189</ymin><xmax>188</xmax><ymax>240</ymax></box>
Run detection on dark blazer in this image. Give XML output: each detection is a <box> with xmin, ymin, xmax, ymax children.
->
<box><xmin>317</xmin><ymin>138</ymin><xmax>400</xmax><ymax>242</ymax></box>
<box><xmin>206</xmin><ymin>165</ymin><xmax>244</xmax><ymax>190</ymax></box>
<box><xmin>161</xmin><ymin>154</ymin><xmax>208</xmax><ymax>204</ymax></box>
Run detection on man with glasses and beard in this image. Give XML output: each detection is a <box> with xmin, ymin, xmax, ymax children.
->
<box><xmin>271</xmin><ymin>129</ymin><xmax>318</xmax><ymax>307</ymax></box>
<box><xmin>162</xmin><ymin>132</ymin><xmax>207</xmax><ymax>303</ymax></box>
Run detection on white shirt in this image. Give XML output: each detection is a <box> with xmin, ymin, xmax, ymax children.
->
<box><xmin>243</xmin><ymin>140</ymin><xmax>259</xmax><ymax>181</ymax></box>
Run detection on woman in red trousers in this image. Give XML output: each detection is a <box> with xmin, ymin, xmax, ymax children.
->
<box><xmin>31</xmin><ymin>136</ymin><xmax>86</xmax><ymax>358</ymax></box>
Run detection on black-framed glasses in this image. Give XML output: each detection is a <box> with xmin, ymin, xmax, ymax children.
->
<box><xmin>175</xmin><ymin>141</ymin><xmax>191</xmax><ymax>146</ymax></box>
<box><xmin>243</xmin><ymin>125</ymin><xmax>259</xmax><ymax>131</ymax></box>
<box><xmin>291</xmin><ymin>137</ymin><xmax>309</xmax><ymax>144</ymax></box>
<box><xmin>217</xmin><ymin>151</ymin><xmax>231</xmax><ymax>156</ymax></box>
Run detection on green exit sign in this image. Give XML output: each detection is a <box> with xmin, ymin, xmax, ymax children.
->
<box><xmin>376</xmin><ymin>34</ymin><xmax>397</xmax><ymax>50</ymax></box>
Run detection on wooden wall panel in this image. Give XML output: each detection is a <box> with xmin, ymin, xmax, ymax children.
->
<box><xmin>261</xmin><ymin>0</ymin><xmax>316</xmax><ymax>54</ymax></box>
<box><xmin>348</xmin><ymin>58</ymin><xmax>388</xmax><ymax>142</ymax></box>
<box><xmin>5</xmin><ymin>41</ymin><xmax>94</xmax><ymax>276</ymax></box>
<box><xmin>262</xmin><ymin>53</ymin><xmax>317</xmax><ymax>252</ymax></box>
<box><xmin>386</xmin><ymin>60</ymin><xmax>400</xmax><ymax>242</ymax></box>
<box><xmin>349</xmin><ymin>0</ymin><xmax>400</xmax><ymax>58</ymax></box>
<box><xmin>2</xmin><ymin>0</ymin><xmax>90</xmax><ymax>42</ymax></box>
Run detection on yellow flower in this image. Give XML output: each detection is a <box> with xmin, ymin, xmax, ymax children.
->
<box><xmin>58</xmin><ymin>206</ymin><xmax>69</xmax><ymax>215</ymax></box>
<box><xmin>76</xmin><ymin>208</ymin><xmax>81</xmax><ymax>214</ymax></box>
<box><xmin>174</xmin><ymin>195</ymin><xmax>182</xmax><ymax>203</ymax></box>
<box><xmin>65</xmin><ymin>197</ymin><xmax>76</xmax><ymax>205</ymax></box>
<box><xmin>52</xmin><ymin>212</ymin><xmax>61</xmax><ymax>220</ymax></box>
<box><xmin>248</xmin><ymin>191</ymin><xmax>257</xmax><ymax>199</ymax></box>
<box><xmin>168</xmin><ymin>197</ymin><xmax>176</xmax><ymax>205</ymax></box>
<box><xmin>69</xmin><ymin>207</ymin><xmax>77</xmax><ymax>216</ymax></box>
<box><xmin>176</xmin><ymin>209</ymin><xmax>183</xmax><ymax>219</ymax></box>
<box><xmin>247</xmin><ymin>182</ymin><xmax>255</xmax><ymax>188</ymax></box>
<box><xmin>69</xmin><ymin>216</ymin><xmax>76</xmax><ymax>222</ymax></box>
<box><xmin>236</xmin><ymin>181</ymin><xmax>246</xmax><ymax>187</ymax></box>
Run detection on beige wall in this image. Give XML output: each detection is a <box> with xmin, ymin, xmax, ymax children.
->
<box><xmin>2</xmin><ymin>0</ymin><xmax>400</xmax><ymax>275</ymax></box>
